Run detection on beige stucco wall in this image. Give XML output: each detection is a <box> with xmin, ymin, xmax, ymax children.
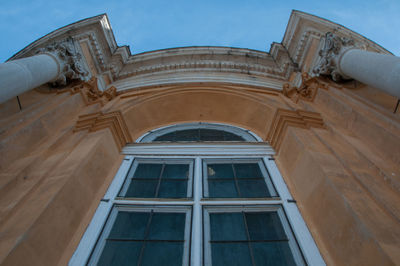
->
<box><xmin>0</xmin><ymin>76</ymin><xmax>399</xmax><ymax>265</ymax></box>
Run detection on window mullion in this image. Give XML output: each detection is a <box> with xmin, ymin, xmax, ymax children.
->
<box><xmin>154</xmin><ymin>163</ymin><xmax>165</xmax><ymax>198</ymax></box>
<box><xmin>241</xmin><ymin>211</ymin><xmax>257</xmax><ymax>266</ymax></box>
<box><xmin>137</xmin><ymin>210</ymin><xmax>154</xmax><ymax>266</ymax></box>
<box><xmin>191</xmin><ymin>157</ymin><xmax>202</xmax><ymax>266</ymax></box>
<box><xmin>231</xmin><ymin>164</ymin><xmax>242</xmax><ymax>197</ymax></box>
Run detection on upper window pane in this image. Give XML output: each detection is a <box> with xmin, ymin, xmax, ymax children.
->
<box><xmin>203</xmin><ymin>159</ymin><xmax>278</xmax><ymax>198</ymax></box>
<box><xmin>119</xmin><ymin>159</ymin><xmax>193</xmax><ymax>198</ymax></box>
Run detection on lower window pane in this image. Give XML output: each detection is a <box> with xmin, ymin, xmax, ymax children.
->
<box><xmin>108</xmin><ymin>212</ymin><xmax>149</xmax><ymax>239</ymax></box>
<box><xmin>246</xmin><ymin>212</ymin><xmax>287</xmax><ymax>241</ymax></box>
<box><xmin>210</xmin><ymin>213</ymin><xmax>247</xmax><ymax>241</ymax></box>
<box><xmin>211</xmin><ymin>243</ymin><xmax>253</xmax><ymax>266</ymax></box>
<box><xmin>205</xmin><ymin>207</ymin><xmax>305</xmax><ymax>266</ymax></box>
<box><xmin>141</xmin><ymin>242</ymin><xmax>184</xmax><ymax>266</ymax></box>
<box><xmin>97</xmin><ymin>241</ymin><xmax>142</xmax><ymax>266</ymax></box>
<box><xmin>148</xmin><ymin>213</ymin><xmax>186</xmax><ymax>240</ymax></box>
<box><xmin>252</xmin><ymin>242</ymin><xmax>296</xmax><ymax>266</ymax></box>
<box><xmin>91</xmin><ymin>207</ymin><xmax>190</xmax><ymax>266</ymax></box>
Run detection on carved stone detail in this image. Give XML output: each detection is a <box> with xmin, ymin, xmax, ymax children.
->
<box><xmin>74</xmin><ymin>111</ymin><xmax>132</xmax><ymax>150</ymax></box>
<box><xmin>267</xmin><ymin>108</ymin><xmax>325</xmax><ymax>153</ymax></box>
<box><xmin>71</xmin><ymin>77</ymin><xmax>117</xmax><ymax>106</ymax></box>
<box><xmin>283</xmin><ymin>72</ymin><xmax>328</xmax><ymax>103</ymax></box>
<box><xmin>37</xmin><ymin>37</ymin><xmax>89</xmax><ymax>86</ymax></box>
<box><xmin>312</xmin><ymin>32</ymin><xmax>355</xmax><ymax>81</ymax></box>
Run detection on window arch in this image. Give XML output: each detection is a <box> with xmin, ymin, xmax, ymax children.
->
<box><xmin>70</xmin><ymin>123</ymin><xmax>325</xmax><ymax>266</ymax></box>
<box><xmin>138</xmin><ymin>123</ymin><xmax>260</xmax><ymax>142</ymax></box>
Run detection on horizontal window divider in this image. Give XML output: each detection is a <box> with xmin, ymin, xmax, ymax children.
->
<box><xmin>199</xmin><ymin>199</ymin><xmax>283</xmax><ymax>205</ymax></box>
<box><xmin>130</xmin><ymin>178</ymin><xmax>189</xmax><ymax>181</ymax></box>
<box><xmin>209</xmin><ymin>239</ymin><xmax>289</xmax><ymax>243</ymax></box>
<box><xmin>113</xmin><ymin>199</ymin><xmax>194</xmax><ymax>205</ymax></box>
<box><xmin>106</xmin><ymin>239</ymin><xmax>185</xmax><ymax>243</ymax></box>
<box><xmin>123</xmin><ymin>143</ymin><xmax>275</xmax><ymax>156</ymax></box>
<box><xmin>208</xmin><ymin>177</ymin><xmax>263</xmax><ymax>181</ymax></box>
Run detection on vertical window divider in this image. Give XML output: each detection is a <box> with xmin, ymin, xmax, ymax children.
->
<box><xmin>241</xmin><ymin>211</ymin><xmax>257</xmax><ymax>266</ymax></box>
<box><xmin>137</xmin><ymin>210</ymin><xmax>154</xmax><ymax>266</ymax></box>
<box><xmin>154</xmin><ymin>164</ymin><xmax>165</xmax><ymax>198</ymax></box>
<box><xmin>231</xmin><ymin>164</ymin><xmax>242</xmax><ymax>197</ymax></box>
<box><xmin>191</xmin><ymin>157</ymin><xmax>202</xmax><ymax>266</ymax></box>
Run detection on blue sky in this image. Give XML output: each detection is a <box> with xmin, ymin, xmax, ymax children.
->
<box><xmin>1</xmin><ymin>0</ymin><xmax>399</xmax><ymax>62</ymax></box>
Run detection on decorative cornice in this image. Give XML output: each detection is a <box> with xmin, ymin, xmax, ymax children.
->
<box><xmin>312</xmin><ymin>32</ymin><xmax>356</xmax><ymax>81</ymax></box>
<box><xmin>69</xmin><ymin>77</ymin><xmax>117</xmax><ymax>106</ymax></box>
<box><xmin>267</xmin><ymin>108</ymin><xmax>325</xmax><ymax>153</ymax></box>
<box><xmin>293</xmin><ymin>30</ymin><xmax>323</xmax><ymax>65</ymax></box>
<box><xmin>36</xmin><ymin>38</ymin><xmax>90</xmax><ymax>86</ymax></box>
<box><xmin>282</xmin><ymin>72</ymin><xmax>328</xmax><ymax>103</ymax></box>
<box><xmin>74</xmin><ymin>111</ymin><xmax>133</xmax><ymax>151</ymax></box>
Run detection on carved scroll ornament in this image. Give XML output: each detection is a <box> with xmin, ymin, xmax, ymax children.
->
<box><xmin>37</xmin><ymin>37</ymin><xmax>89</xmax><ymax>87</ymax></box>
<box><xmin>283</xmin><ymin>72</ymin><xmax>328</xmax><ymax>103</ymax></box>
<box><xmin>312</xmin><ymin>32</ymin><xmax>355</xmax><ymax>81</ymax></box>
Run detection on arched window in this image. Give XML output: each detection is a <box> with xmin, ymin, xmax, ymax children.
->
<box><xmin>139</xmin><ymin>123</ymin><xmax>258</xmax><ymax>142</ymax></box>
<box><xmin>70</xmin><ymin>123</ymin><xmax>325</xmax><ymax>266</ymax></box>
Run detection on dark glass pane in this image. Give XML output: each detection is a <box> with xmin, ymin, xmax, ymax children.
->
<box><xmin>224</xmin><ymin>131</ymin><xmax>245</xmax><ymax>141</ymax></box>
<box><xmin>97</xmin><ymin>241</ymin><xmax>142</xmax><ymax>266</ymax></box>
<box><xmin>210</xmin><ymin>213</ymin><xmax>247</xmax><ymax>241</ymax></box>
<box><xmin>125</xmin><ymin>180</ymin><xmax>158</xmax><ymax>198</ymax></box>
<box><xmin>246</xmin><ymin>212</ymin><xmax>287</xmax><ymax>241</ymax></box>
<box><xmin>252</xmin><ymin>242</ymin><xmax>297</xmax><ymax>266</ymax></box>
<box><xmin>141</xmin><ymin>242</ymin><xmax>184</xmax><ymax>266</ymax></box>
<box><xmin>153</xmin><ymin>128</ymin><xmax>245</xmax><ymax>142</ymax></box>
<box><xmin>148</xmin><ymin>213</ymin><xmax>186</xmax><ymax>240</ymax></box>
<box><xmin>208</xmin><ymin>180</ymin><xmax>238</xmax><ymax>198</ymax></box>
<box><xmin>108</xmin><ymin>212</ymin><xmax>149</xmax><ymax>239</ymax></box>
<box><xmin>154</xmin><ymin>132</ymin><xmax>176</xmax><ymax>141</ymax></box>
<box><xmin>163</xmin><ymin>164</ymin><xmax>189</xmax><ymax>179</ymax></box>
<box><xmin>175</xmin><ymin>129</ymin><xmax>199</xmax><ymax>141</ymax></box>
<box><xmin>237</xmin><ymin>179</ymin><xmax>270</xmax><ymax>198</ymax></box>
<box><xmin>207</xmin><ymin>164</ymin><xmax>234</xmax><ymax>179</ymax></box>
<box><xmin>158</xmin><ymin>180</ymin><xmax>188</xmax><ymax>198</ymax></box>
<box><xmin>234</xmin><ymin>163</ymin><xmax>263</xmax><ymax>178</ymax></box>
<box><xmin>211</xmin><ymin>243</ymin><xmax>252</xmax><ymax>266</ymax></box>
<box><xmin>133</xmin><ymin>163</ymin><xmax>162</xmax><ymax>179</ymax></box>
<box><xmin>200</xmin><ymin>129</ymin><xmax>225</xmax><ymax>141</ymax></box>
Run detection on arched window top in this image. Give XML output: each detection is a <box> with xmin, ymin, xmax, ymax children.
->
<box><xmin>138</xmin><ymin>123</ymin><xmax>260</xmax><ymax>142</ymax></box>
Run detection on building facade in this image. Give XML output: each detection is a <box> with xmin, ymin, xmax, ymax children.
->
<box><xmin>0</xmin><ymin>10</ymin><xmax>399</xmax><ymax>265</ymax></box>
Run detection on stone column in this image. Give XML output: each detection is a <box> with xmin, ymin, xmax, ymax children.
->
<box><xmin>0</xmin><ymin>38</ymin><xmax>89</xmax><ymax>104</ymax></box>
<box><xmin>313</xmin><ymin>32</ymin><xmax>400</xmax><ymax>99</ymax></box>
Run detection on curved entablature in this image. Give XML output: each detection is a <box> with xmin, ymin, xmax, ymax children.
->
<box><xmin>138</xmin><ymin>122</ymin><xmax>261</xmax><ymax>143</ymax></box>
<box><xmin>5</xmin><ymin>11</ymin><xmax>393</xmax><ymax>93</ymax></box>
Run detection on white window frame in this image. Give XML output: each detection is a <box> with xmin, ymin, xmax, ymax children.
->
<box><xmin>70</xmin><ymin>125</ymin><xmax>325</xmax><ymax>266</ymax></box>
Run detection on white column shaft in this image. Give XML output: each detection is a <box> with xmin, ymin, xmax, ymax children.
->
<box><xmin>0</xmin><ymin>54</ymin><xmax>60</xmax><ymax>103</ymax></box>
<box><xmin>339</xmin><ymin>49</ymin><xmax>400</xmax><ymax>98</ymax></box>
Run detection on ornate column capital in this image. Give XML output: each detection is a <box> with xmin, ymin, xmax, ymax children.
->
<box><xmin>37</xmin><ymin>37</ymin><xmax>89</xmax><ymax>87</ymax></box>
<box><xmin>312</xmin><ymin>32</ymin><xmax>356</xmax><ymax>81</ymax></box>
